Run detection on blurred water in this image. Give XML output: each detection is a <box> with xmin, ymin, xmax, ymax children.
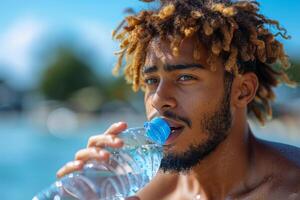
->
<box><xmin>0</xmin><ymin>112</ymin><xmax>146</xmax><ymax>200</ymax></box>
<box><xmin>0</xmin><ymin>112</ymin><xmax>299</xmax><ymax>200</ymax></box>
<box><xmin>0</xmin><ymin>116</ymin><xmax>85</xmax><ymax>200</ymax></box>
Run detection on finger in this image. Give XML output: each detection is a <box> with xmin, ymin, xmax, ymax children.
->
<box><xmin>74</xmin><ymin>148</ymin><xmax>111</xmax><ymax>162</ymax></box>
<box><xmin>87</xmin><ymin>122</ymin><xmax>126</xmax><ymax>148</ymax></box>
<box><xmin>56</xmin><ymin>160</ymin><xmax>84</xmax><ymax>178</ymax></box>
<box><xmin>104</xmin><ymin>122</ymin><xmax>128</xmax><ymax>136</ymax></box>
<box><xmin>87</xmin><ymin>121</ymin><xmax>126</xmax><ymax>148</ymax></box>
<box><xmin>87</xmin><ymin>134</ymin><xmax>124</xmax><ymax>148</ymax></box>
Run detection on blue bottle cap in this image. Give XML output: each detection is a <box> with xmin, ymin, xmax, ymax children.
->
<box><xmin>144</xmin><ymin>117</ymin><xmax>171</xmax><ymax>145</ymax></box>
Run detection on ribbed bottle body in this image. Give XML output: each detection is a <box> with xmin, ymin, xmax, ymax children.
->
<box><xmin>33</xmin><ymin>127</ymin><xmax>164</xmax><ymax>200</ymax></box>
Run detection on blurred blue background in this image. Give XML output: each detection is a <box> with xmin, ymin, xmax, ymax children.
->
<box><xmin>0</xmin><ymin>1</ymin><xmax>299</xmax><ymax>199</ymax></box>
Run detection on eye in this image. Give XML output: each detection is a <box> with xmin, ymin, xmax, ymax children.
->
<box><xmin>144</xmin><ymin>78</ymin><xmax>158</xmax><ymax>85</ymax></box>
<box><xmin>178</xmin><ymin>75</ymin><xmax>196</xmax><ymax>81</ymax></box>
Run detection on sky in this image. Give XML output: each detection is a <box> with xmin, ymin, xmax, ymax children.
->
<box><xmin>0</xmin><ymin>0</ymin><xmax>299</xmax><ymax>89</ymax></box>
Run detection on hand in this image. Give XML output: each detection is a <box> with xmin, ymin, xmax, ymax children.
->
<box><xmin>56</xmin><ymin>122</ymin><xmax>127</xmax><ymax>178</ymax></box>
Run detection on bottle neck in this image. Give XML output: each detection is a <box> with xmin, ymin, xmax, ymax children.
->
<box><xmin>119</xmin><ymin>127</ymin><xmax>159</xmax><ymax>147</ymax></box>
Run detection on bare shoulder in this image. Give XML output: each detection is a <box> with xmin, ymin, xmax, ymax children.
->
<box><xmin>256</xmin><ymin>139</ymin><xmax>300</xmax><ymax>199</ymax></box>
<box><xmin>258</xmin><ymin>139</ymin><xmax>300</xmax><ymax>167</ymax></box>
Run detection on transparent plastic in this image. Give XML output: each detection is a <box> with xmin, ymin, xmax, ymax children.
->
<box><xmin>33</xmin><ymin>117</ymin><xmax>170</xmax><ymax>200</ymax></box>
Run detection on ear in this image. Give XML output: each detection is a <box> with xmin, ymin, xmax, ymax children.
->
<box><xmin>231</xmin><ymin>72</ymin><xmax>258</xmax><ymax>109</ymax></box>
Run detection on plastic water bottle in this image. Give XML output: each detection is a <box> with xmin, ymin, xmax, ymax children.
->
<box><xmin>33</xmin><ymin>117</ymin><xmax>170</xmax><ymax>200</ymax></box>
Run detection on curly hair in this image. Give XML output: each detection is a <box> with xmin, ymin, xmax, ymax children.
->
<box><xmin>112</xmin><ymin>0</ymin><xmax>296</xmax><ymax>125</ymax></box>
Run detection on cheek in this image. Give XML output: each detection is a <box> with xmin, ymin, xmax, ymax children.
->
<box><xmin>179</xmin><ymin>86</ymin><xmax>213</xmax><ymax>107</ymax></box>
<box><xmin>144</xmin><ymin>93</ymin><xmax>153</xmax><ymax>118</ymax></box>
<box><xmin>178</xmin><ymin>96</ymin><xmax>209</xmax><ymax>121</ymax></box>
<box><xmin>178</xmin><ymin>86</ymin><xmax>222</xmax><ymax>117</ymax></box>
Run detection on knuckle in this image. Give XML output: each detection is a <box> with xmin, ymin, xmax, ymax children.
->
<box><xmin>111</xmin><ymin>122</ymin><xmax>119</xmax><ymax>128</ymax></box>
<box><xmin>89</xmin><ymin>147</ymin><xmax>98</xmax><ymax>154</ymax></box>
<box><xmin>98</xmin><ymin>150</ymin><xmax>110</xmax><ymax>160</ymax></box>
<box><xmin>57</xmin><ymin>167</ymin><xmax>64</xmax><ymax>174</ymax></box>
<box><xmin>75</xmin><ymin>149</ymin><xmax>84</xmax><ymax>160</ymax></box>
<box><xmin>66</xmin><ymin>161</ymin><xmax>74</xmax><ymax>168</ymax></box>
<box><xmin>106</xmin><ymin>123</ymin><xmax>119</xmax><ymax>133</ymax></box>
<box><xmin>88</xmin><ymin>135</ymin><xmax>106</xmax><ymax>147</ymax></box>
<box><xmin>96</xmin><ymin>136</ymin><xmax>112</xmax><ymax>147</ymax></box>
<box><xmin>104</xmin><ymin>135</ymin><xmax>113</xmax><ymax>143</ymax></box>
<box><xmin>88</xmin><ymin>136</ymin><xmax>96</xmax><ymax>146</ymax></box>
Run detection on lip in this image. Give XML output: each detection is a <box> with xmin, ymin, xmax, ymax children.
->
<box><xmin>164</xmin><ymin>126</ymin><xmax>184</xmax><ymax>145</ymax></box>
<box><xmin>149</xmin><ymin>116</ymin><xmax>185</xmax><ymax>146</ymax></box>
<box><xmin>159</xmin><ymin>117</ymin><xmax>185</xmax><ymax>145</ymax></box>
<box><xmin>161</xmin><ymin>117</ymin><xmax>185</xmax><ymax>130</ymax></box>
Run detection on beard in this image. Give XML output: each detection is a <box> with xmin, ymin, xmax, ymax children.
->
<box><xmin>159</xmin><ymin>75</ymin><xmax>233</xmax><ymax>173</ymax></box>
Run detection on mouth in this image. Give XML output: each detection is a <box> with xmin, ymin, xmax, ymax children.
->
<box><xmin>165</xmin><ymin>125</ymin><xmax>184</xmax><ymax>145</ymax></box>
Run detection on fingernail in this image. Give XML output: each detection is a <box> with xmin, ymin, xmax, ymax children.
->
<box><xmin>116</xmin><ymin>122</ymin><xmax>123</xmax><ymax>126</ymax></box>
<box><xmin>56</xmin><ymin>169</ymin><xmax>63</xmax><ymax>177</ymax></box>
<box><xmin>99</xmin><ymin>151</ymin><xmax>106</xmax><ymax>158</ymax></box>
<box><xmin>113</xmin><ymin>138</ymin><xmax>122</xmax><ymax>143</ymax></box>
<box><xmin>74</xmin><ymin>160</ymin><xmax>81</xmax><ymax>166</ymax></box>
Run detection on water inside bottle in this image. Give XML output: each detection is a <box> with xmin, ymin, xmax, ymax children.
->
<box><xmin>61</xmin><ymin>143</ymin><xmax>163</xmax><ymax>199</ymax></box>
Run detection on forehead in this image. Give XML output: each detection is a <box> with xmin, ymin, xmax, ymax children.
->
<box><xmin>145</xmin><ymin>36</ymin><xmax>209</xmax><ymax>68</ymax></box>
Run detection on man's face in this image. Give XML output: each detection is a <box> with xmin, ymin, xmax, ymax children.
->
<box><xmin>143</xmin><ymin>37</ymin><xmax>233</xmax><ymax>172</ymax></box>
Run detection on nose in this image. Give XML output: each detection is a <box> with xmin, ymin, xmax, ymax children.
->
<box><xmin>151</xmin><ymin>80</ymin><xmax>177</xmax><ymax>112</ymax></box>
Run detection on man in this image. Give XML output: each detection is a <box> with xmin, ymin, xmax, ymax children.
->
<box><xmin>57</xmin><ymin>0</ymin><xmax>300</xmax><ymax>199</ymax></box>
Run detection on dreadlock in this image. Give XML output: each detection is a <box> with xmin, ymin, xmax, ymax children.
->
<box><xmin>112</xmin><ymin>0</ymin><xmax>296</xmax><ymax>125</ymax></box>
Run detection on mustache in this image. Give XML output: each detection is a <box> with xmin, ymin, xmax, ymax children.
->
<box><xmin>163</xmin><ymin>110</ymin><xmax>192</xmax><ymax>128</ymax></box>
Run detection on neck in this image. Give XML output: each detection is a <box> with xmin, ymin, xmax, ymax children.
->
<box><xmin>185</xmin><ymin>119</ymin><xmax>255</xmax><ymax>200</ymax></box>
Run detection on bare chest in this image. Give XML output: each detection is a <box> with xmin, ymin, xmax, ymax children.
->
<box><xmin>146</xmin><ymin>180</ymin><xmax>298</xmax><ymax>200</ymax></box>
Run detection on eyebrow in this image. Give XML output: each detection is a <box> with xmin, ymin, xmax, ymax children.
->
<box><xmin>142</xmin><ymin>64</ymin><xmax>205</xmax><ymax>74</ymax></box>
